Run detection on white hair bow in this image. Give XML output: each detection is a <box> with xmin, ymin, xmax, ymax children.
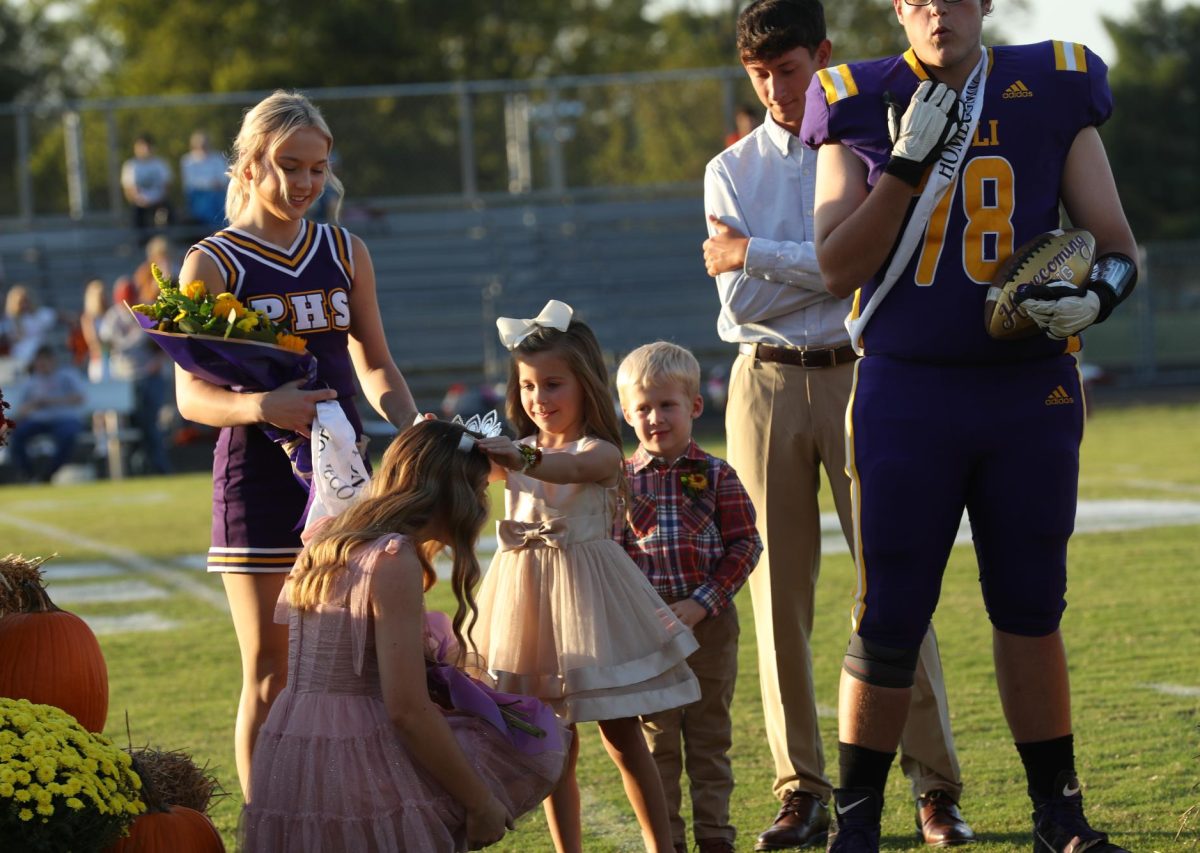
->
<box><xmin>496</xmin><ymin>299</ymin><xmax>573</xmax><ymax>350</ymax></box>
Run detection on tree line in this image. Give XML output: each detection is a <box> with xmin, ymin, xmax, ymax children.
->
<box><xmin>0</xmin><ymin>0</ymin><xmax>1194</xmax><ymax>240</ymax></box>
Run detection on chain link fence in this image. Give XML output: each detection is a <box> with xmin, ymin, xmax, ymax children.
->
<box><xmin>0</xmin><ymin>69</ymin><xmax>1195</xmax><ymax>395</ymax></box>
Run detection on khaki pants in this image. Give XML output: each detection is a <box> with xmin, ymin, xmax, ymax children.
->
<box><xmin>642</xmin><ymin>603</ymin><xmax>739</xmax><ymax>846</ymax></box>
<box><xmin>726</xmin><ymin>353</ymin><xmax>962</xmax><ymax>802</ymax></box>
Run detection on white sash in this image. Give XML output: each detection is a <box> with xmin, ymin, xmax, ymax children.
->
<box><xmin>846</xmin><ymin>48</ymin><xmax>990</xmax><ymax>352</ymax></box>
<box><xmin>304</xmin><ymin>400</ymin><xmax>372</xmax><ymax>529</ymax></box>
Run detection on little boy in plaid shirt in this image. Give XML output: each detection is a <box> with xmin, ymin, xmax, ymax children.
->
<box><xmin>615</xmin><ymin>341</ymin><xmax>762</xmax><ymax>853</ymax></box>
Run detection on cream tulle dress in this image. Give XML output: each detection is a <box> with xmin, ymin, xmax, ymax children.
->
<box><xmin>472</xmin><ymin>437</ymin><xmax>701</xmax><ymax>723</ymax></box>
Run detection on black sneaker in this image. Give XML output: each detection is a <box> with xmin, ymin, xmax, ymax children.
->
<box><xmin>1031</xmin><ymin>772</ymin><xmax>1129</xmax><ymax>853</ymax></box>
<box><xmin>827</xmin><ymin>788</ymin><xmax>881</xmax><ymax>853</ymax></box>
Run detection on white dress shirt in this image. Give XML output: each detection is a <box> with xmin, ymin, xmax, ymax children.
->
<box><xmin>704</xmin><ymin>113</ymin><xmax>853</xmax><ymax>349</ymax></box>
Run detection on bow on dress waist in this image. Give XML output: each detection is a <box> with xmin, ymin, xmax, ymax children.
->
<box><xmin>496</xmin><ymin>515</ymin><xmax>609</xmax><ymax>551</ymax></box>
<box><xmin>497</xmin><ymin>517</ymin><xmax>570</xmax><ymax>550</ymax></box>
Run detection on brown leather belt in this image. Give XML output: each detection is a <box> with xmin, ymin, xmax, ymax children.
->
<box><xmin>739</xmin><ymin>342</ymin><xmax>859</xmax><ymax>369</ymax></box>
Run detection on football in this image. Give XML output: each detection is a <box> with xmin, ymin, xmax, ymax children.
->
<box><xmin>984</xmin><ymin>228</ymin><xmax>1096</xmax><ymax>340</ymax></box>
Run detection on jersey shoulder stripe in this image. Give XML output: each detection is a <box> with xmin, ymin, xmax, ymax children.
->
<box><xmin>191</xmin><ymin>237</ymin><xmax>242</xmax><ymax>294</ymax></box>
<box><xmin>324</xmin><ymin>224</ymin><xmax>355</xmax><ymax>288</ymax></box>
<box><xmin>817</xmin><ymin>64</ymin><xmax>860</xmax><ymax>104</ymax></box>
<box><xmin>1052</xmin><ymin>40</ymin><xmax>1088</xmax><ymax>73</ymax></box>
<box><xmin>901</xmin><ymin>48</ymin><xmax>930</xmax><ymax>81</ymax></box>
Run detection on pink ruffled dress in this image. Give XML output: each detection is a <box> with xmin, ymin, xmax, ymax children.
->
<box><xmin>241</xmin><ymin>534</ymin><xmax>569</xmax><ymax>852</ymax></box>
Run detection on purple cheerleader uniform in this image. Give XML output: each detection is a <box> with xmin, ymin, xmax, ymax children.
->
<box><xmin>188</xmin><ymin>221</ymin><xmax>364</xmax><ymax>573</ymax></box>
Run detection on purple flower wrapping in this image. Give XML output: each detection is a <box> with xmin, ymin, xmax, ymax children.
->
<box><xmin>424</xmin><ymin>612</ymin><xmax>564</xmax><ymax>757</ymax></box>
<box><xmin>133</xmin><ymin>309</ymin><xmax>317</xmax><ymax>390</ymax></box>
<box><xmin>133</xmin><ymin>310</ymin><xmax>320</xmax><ymax>491</ymax></box>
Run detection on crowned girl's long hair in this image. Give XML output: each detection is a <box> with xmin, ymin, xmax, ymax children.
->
<box><xmin>287</xmin><ymin>420</ymin><xmax>491</xmax><ymax>658</ymax></box>
<box><xmin>505</xmin><ymin>318</ymin><xmax>623</xmax><ymax>449</ymax></box>
<box><xmin>225</xmin><ymin>90</ymin><xmax>345</xmax><ymax>225</ymax></box>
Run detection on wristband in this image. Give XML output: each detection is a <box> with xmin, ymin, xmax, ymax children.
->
<box><xmin>517</xmin><ymin>443</ymin><xmax>543</xmax><ymax>474</ymax></box>
<box><xmin>883</xmin><ymin>156</ymin><xmax>929</xmax><ymax>188</ymax></box>
<box><xmin>1086</xmin><ymin>252</ymin><xmax>1138</xmax><ymax>324</ymax></box>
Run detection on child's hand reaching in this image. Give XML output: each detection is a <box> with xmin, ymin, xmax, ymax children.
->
<box><xmin>476</xmin><ymin>436</ymin><xmax>525</xmax><ymax>471</ymax></box>
<box><xmin>670</xmin><ymin>598</ymin><xmax>708</xmax><ymax>629</ymax></box>
<box><xmin>465</xmin><ymin>793</ymin><xmax>512</xmax><ymax>849</ymax></box>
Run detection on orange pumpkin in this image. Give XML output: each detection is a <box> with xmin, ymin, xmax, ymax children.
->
<box><xmin>107</xmin><ymin>805</ymin><xmax>225</xmax><ymax>852</ymax></box>
<box><xmin>0</xmin><ymin>555</ymin><xmax>109</xmax><ymax>732</ymax></box>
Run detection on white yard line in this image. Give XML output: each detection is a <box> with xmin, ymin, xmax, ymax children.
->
<box><xmin>41</xmin><ymin>562</ymin><xmax>124</xmax><ymax>581</ymax></box>
<box><xmin>440</xmin><ymin>499</ymin><xmax>1200</xmax><ymax>579</ymax></box>
<box><xmin>1114</xmin><ymin>479</ymin><xmax>1200</xmax><ymax>496</ymax></box>
<box><xmin>1139</xmin><ymin>683</ymin><xmax>1200</xmax><ymax>698</ymax></box>
<box><xmin>6</xmin><ymin>499</ymin><xmax>1196</xmax><ymax>603</ymax></box>
<box><xmin>817</xmin><ymin>498</ymin><xmax>1200</xmax><ymax>558</ymax></box>
<box><xmin>84</xmin><ymin>613</ymin><xmax>182</xmax><ymax>636</ymax></box>
<box><xmin>51</xmin><ymin>580</ymin><xmax>170</xmax><ymax>605</ymax></box>
<box><xmin>0</xmin><ymin>512</ymin><xmax>228</xmax><ymax>611</ymax></box>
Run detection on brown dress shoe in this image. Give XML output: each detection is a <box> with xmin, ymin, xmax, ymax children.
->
<box><xmin>755</xmin><ymin>790</ymin><xmax>830</xmax><ymax>850</ymax></box>
<box><xmin>697</xmin><ymin>840</ymin><xmax>736</xmax><ymax>853</ymax></box>
<box><xmin>916</xmin><ymin>790</ymin><xmax>976</xmax><ymax>847</ymax></box>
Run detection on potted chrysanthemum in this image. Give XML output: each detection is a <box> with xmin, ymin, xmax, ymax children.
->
<box><xmin>0</xmin><ymin>697</ymin><xmax>144</xmax><ymax>852</ymax></box>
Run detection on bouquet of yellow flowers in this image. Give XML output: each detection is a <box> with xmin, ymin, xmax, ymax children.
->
<box><xmin>129</xmin><ymin>263</ymin><xmax>324</xmax><ymax>508</ymax></box>
<box><xmin>0</xmin><ymin>697</ymin><xmax>145</xmax><ymax>852</ymax></box>
<box><xmin>129</xmin><ymin>264</ymin><xmax>312</xmax><ymax>394</ymax></box>
<box><xmin>132</xmin><ymin>263</ymin><xmax>306</xmax><ymax>352</ymax></box>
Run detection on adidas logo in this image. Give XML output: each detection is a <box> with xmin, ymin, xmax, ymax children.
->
<box><xmin>1002</xmin><ymin>80</ymin><xmax>1034</xmax><ymax>99</ymax></box>
<box><xmin>1045</xmin><ymin>385</ymin><xmax>1075</xmax><ymax>406</ymax></box>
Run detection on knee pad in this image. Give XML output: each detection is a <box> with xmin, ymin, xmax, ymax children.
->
<box><xmin>843</xmin><ymin>634</ymin><xmax>921</xmax><ymax>689</ymax></box>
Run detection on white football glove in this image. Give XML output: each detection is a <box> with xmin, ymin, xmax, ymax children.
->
<box><xmin>1015</xmin><ymin>281</ymin><xmax>1102</xmax><ymax>340</ymax></box>
<box><xmin>885</xmin><ymin>81</ymin><xmax>961</xmax><ymax>186</ymax></box>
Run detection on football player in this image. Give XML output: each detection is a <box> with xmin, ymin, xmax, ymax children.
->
<box><xmin>801</xmin><ymin>1</ymin><xmax>1138</xmax><ymax>851</ymax></box>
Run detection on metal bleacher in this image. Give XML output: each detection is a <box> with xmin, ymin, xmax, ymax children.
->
<box><xmin>365</xmin><ymin>194</ymin><xmax>722</xmax><ymax>400</ymax></box>
<box><xmin>0</xmin><ymin>193</ymin><xmax>726</xmax><ymax>409</ymax></box>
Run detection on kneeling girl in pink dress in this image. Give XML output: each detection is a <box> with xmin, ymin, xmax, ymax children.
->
<box><xmin>242</xmin><ymin>419</ymin><xmax>569</xmax><ymax>852</ymax></box>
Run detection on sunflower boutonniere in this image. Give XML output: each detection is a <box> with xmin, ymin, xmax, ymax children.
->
<box><xmin>680</xmin><ymin>461</ymin><xmax>709</xmax><ymax>500</ymax></box>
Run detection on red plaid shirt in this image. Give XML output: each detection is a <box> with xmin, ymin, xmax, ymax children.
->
<box><xmin>616</xmin><ymin>440</ymin><xmax>761</xmax><ymax>616</ymax></box>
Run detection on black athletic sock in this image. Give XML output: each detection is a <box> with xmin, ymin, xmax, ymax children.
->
<box><xmin>838</xmin><ymin>741</ymin><xmax>895</xmax><ymax>799</ymax></box>
<box><xmin>1015</xmin><ymin>734</ymin><xmax>1075</xmax><ymax>803</ymax></box>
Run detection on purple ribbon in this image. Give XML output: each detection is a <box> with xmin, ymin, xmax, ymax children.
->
<box><xmin>424</xmin><ymin>613</ymin><xmax>562</xmax><ymax>756</ymax></box>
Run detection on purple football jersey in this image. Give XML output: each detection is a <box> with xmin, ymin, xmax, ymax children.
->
<box><xmin>802</xmin><ymin>42</ymin><xmax>1112</xmax><ymax>364</ymax></box>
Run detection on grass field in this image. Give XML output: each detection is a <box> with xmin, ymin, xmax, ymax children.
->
<box><xmin>1</xmin><ymin>397</ymin><xmax>1198</xmax><ymax>851</ymax></box>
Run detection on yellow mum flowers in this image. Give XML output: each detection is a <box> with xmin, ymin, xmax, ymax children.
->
<box><xmin>213</xmin><ymin>292</ymin><xmax>247</xmax><ymax>320</ymax></box>
<box><xmin>180</xmin><ymin>280</ymin><xmax>208</xmax><ymax>301</ymax></box>
<box><xmin>0</xmin><ymin>698</ymin><xmax>144</xmax><ymax>849</ymax></box>
<box><xmin>133</xmin><ymin>264</ymin><xmax>308</xmax><ymax>353</ymax></box>
<box><xmin>275</xmin><ymin>332</ymin><xmax>309</xmax><ymax>353</ymax></box>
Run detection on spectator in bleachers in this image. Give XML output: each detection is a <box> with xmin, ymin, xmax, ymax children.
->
<box><xmin>7</xmin><ymin>344</ymin><xmax>87</xmax><ymax>482</ymax></box>
<box><xmin>180</xmin><ymin>130</ymin><xmax>229</xmax><ymax>229</ymax></box>
<box><xmin>100</xmin><ymin>277</ymin><xmax>171</xmax><ymax>475</ymax></box>
<box><xmin>0</xmin><ymin>285</ymin><xmax>63</xmax><ymax>369</ymax></box>
<box><xmin>121</xmin><ymin>132</ymin><xmax>173</xmax><ymax>242</ymax></box>
<box><xmin>132</xmin><ymin>235</ymin><xmax>174</xmax><ymax>306</ymax></box>
<box><xmin>79</xmin><ymin>278</ymin><xmax>110</xmax><ymax>382</ymax></box>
